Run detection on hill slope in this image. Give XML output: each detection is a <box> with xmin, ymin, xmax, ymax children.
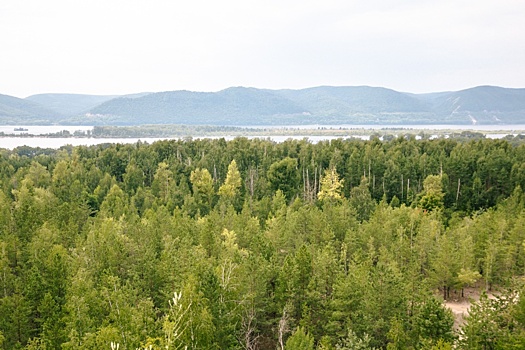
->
<box><xmin>1</xmin><ymin>85</ymin><xmax>525</xmax><ymax>125</ymax></box>
<box><xmin>274</xmin><ymin>86</ymin><xmax>435</xmax><ymax>124</ymax></box>
<box><xmin>25</xmin><ymin>93</ymin><xmax>119</xmax><ymax>116</ymax></box>
<box><xmin>0</xmin><ymin>94</ymin><xmax>61</xmax><ymax>124</ymax></box>
<box><xmin>25</xmin><ymin>92</ymin><xmax>152</xmax><ymax>117</ymax></box>
<box><xmin>89</xmin><ymin>85</ymin><xmax>523</xmax><ymax>125</ymax></box>
<box><xmin>86</xmin><ymin>87</ymin><xmax>308</xmax><ymax>125</ymax></box>
<box><xmin>421</xmin><ymin>86</ymin><xmax>525</xmax><ymax>124</ymax></box>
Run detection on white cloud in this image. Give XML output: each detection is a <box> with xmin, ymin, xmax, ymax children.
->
<box><xmin>1</xmin><ymin>0</ymin><xmax>524</xmax><ymax>97</ymax></box>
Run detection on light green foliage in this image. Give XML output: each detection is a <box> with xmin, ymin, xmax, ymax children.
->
<box><xmin>218</xmin><ymin>159</ymin><xmax>242</xmax><ymax>201</ymax></box>
<box><xmin>190</xmin><ymin>168</ymin><xmax>214</xmax><ymax>215</ymax></box>
<box><xmin>62</xmin><ymin>269</ymin><xmax>104</xmax><ymax>348</ymax></box>
<box><xmin>418</xmin><ymin>175</ymin><xmax>444</xmax><ymax>211</ymax></box>
<box><xmin>93</xmin><ymin>173</ymin><xmax>117</xmax><ymax>209</ymax></box>
<box><xmin>428</xmin><ymin>229</ymin><xmax>458</xmax><ymax>300</ymax></box>
<box><xmin>25</xmin><ymin>161</ymin><xmax>51</xmax><ymax>188</ymax></box>
<box><xmin>51</xmin><ymin>160</ymin><xmax>73</xmax><ymax>201</ymax></box>
<box><xmin>337</xmin><ymin>329</ymin><xmax>377</xmax><ymax>350</ymax></box>
<box><xmin>161</xmin><ymin>291</ymin><xmax>191</xmax><ymax>349</ymax></box>
<box><xmin>317</xmin><ymin>335</ymin><xmax>334</xmax><ymax>350</ymax></box>
<box><xmin>152</xmin><ymin>162</ymin><xmax>173</xmax><ymax>203</ymax></box>
<box><xmin>220</xmin><ymin>228</ymin><xmax>247</xmax><ymax>259</ymax></box>
<box><xmin>12</xmin><ymin>181</ymin><xmax>59</xmax><ymax>240</ymax></box>
<box><xmin>460</xmin><ymin>291</ymin><xmax>525</xmax><ymax>349</ymax></box>
<box><xmin>318</xmin><ymin>167</ymin><xmax>344</xmax><ymax>202</ymax></box>
<box><xmin>74</xmin><ymin>326</ymin><xmax>120</xmax><ymax>350</ymax></box>
<box><xmin>99</xmin><ymin>275</ymin><xmax>156</xmax><ymax>349</ymax></box>
<box><xmin>386</xmin><ymin>318</ymin><xmax>410</xmax><ymax>350</ymax></box>
<box><xmin>456</xmin><ymin>268</ymin><xmax>481</xmax><ymax>292</ymax></box>
<box><xmin>428</xmin><ymin>339</ymin><xmax>453</xmax><ymax>350</ymax></box>
<box><xmin>24</xmin><ymin>337</ymin><xmax>47</xmax><ymax>350</ymax></box>
<box><xmin>286</xmin><ymin>326</ymin><xmax>314</xmax><ymax>350</ymax></box>
<box><xmin>99</xmin><ymin>184</ymin><xmax>128</xmax><ymax>218</ymax></box>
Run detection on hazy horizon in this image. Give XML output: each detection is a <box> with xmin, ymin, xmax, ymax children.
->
<box><xmin>4</xmin><ymin>83</ymin><xmax>524</xmax><ymax>100</ymax></box>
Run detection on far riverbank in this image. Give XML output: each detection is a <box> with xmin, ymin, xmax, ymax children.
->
<box><xmin>1</xmin><ymin>124</ymin><xmax>525</xmax><ymax>150</ymax></box>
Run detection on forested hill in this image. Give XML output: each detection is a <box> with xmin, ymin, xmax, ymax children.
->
<box><xmin>0</xmin><ymin>93</ymin><xmax>61</xmax><ymax>123</ymax></box>
<box><xmin>416</xmin><ymin>86</ymin><xmax>525</xmax><ymax>123</ymax></box>
<box><xmin>2</xmin><ymin>136</ymin><xmax>525</xmax><ymax>349</ymax></box>
<box><xmin>88</xmin><ymin>87</ymin><xmax>309</xmax><ymax>125</ymax></box>
<box><xmin>61</xmin><ymin>85</ymin><xmax>525</xmax><ymax>125</ymax></box>
<box><xmin>1</xmin><ymin>85</ymin><xmax>524</xmax><ymax>125</ymax></box>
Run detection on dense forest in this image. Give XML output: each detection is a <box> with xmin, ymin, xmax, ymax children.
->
<box><xmin>2</xmin><ymin>136</ymin><xmax>525</xmax><ymax>349</ymax></box>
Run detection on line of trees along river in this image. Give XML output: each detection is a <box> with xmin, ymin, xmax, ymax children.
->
<box><xmin>1</xmin><ymin>136</ymin><xmax>525</xmax><ymax>349</ymax></box>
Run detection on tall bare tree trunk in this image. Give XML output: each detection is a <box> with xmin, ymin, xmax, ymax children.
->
<box><xmin>456</xmin><ymin>178</ymin><xmax>461</xmax><ymax>204</ymax></box>
<box><xmin>249</xmin><ymin>167</ymin><xmax>255</xmax><ymax>198</ymax></box>
<box><xmin>401</xmin><ymin>174</ymin><xmax>404</xmax><ymax>200</ymax></box>
<box><xmin>241</xmin><ymin>306</ymin><xmax>258</xmax><ymax>350</ymax></box>
<box><xmin>278</xmin><ymin>308</ymin><xmax>289</xmax><ymax>350</ymax></box>
<box><xmin>302</xmin><ymin>167</ymin><xmax>306</xmax><ymax>201</ymax></box>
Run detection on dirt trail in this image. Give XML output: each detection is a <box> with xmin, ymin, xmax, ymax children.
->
<box><xmin>444</xmin><ymin>287</ymin><xmax>497</xmax><ymax>330</ymax></box>
<box><xmin>445</xmin><ymin>298</ymin><xmax>471</xmax><ymax>330</ymax></box>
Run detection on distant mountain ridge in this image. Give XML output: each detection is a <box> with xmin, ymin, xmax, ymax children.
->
<box><xmin>1</xmin><ymin>86</ymin><xmax>524</xmax><ymax>125</ymax></box>
<box><xmin>25</xmin><ymin>93</ymin><xmax>119</xmax><ymax>116</ymax></box>
<box><xmin>0</xmin><ymin>94</ymin><xmax>60</xmax><ymax>124</ymax></box>
<box><xmin>25</xmin><ymin>92</ymin><xmax>152</xmax><ymax>117</ymax></box>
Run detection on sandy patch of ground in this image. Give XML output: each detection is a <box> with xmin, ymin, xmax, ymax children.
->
<box><xmin>445</xmin><ymin>298</ymin><xmax>470</xmax><ymax>330</ymax></box>
<box><xmin>443</xmin><ymin>286</ymin><xmax>498</xmax><ymax>330</ymax></box>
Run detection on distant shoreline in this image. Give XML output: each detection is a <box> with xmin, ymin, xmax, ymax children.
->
<box><xmin>1</xmin><ymin>124</ymin><xmax>525</xmax><ymax>139</ymax></box>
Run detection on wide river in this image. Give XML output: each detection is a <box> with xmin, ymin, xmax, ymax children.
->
<box><xmin>1</xmin><ymin>124</ymin><xmax>525</xmax><ymax>150</ymax></box>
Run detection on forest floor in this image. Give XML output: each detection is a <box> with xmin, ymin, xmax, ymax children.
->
<box><xmin>444</xmin><ymin>286</ymin><xmax>497</xmax><ymax>330</ymax></box>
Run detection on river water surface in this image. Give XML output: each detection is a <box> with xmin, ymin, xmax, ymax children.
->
<box><xmin>1</xmin><ymin>125</ymin><xmax>524</xmax><ymax>150</ymax></box>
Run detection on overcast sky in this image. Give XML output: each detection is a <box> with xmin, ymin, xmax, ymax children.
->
<box><xmin>1</xmin><ymin>0</ymin><xmax>524</xmax><ymax>97</ymax></box>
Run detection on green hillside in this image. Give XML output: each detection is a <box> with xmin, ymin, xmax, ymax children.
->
<box><xmin>1</xmin><ymin>85</ymin><xmax>525</xmax><ymax>125</ymax></box>
<box><xmin>85</xmin><ymin>85</ymin><xmax>525</xmax><ymax>125</ymax></box>
<box><xmin>0</xmin><ymin>94</ymin><xmax>60</xmax><ymax>124</ymax></box>
<box><xmin>86</xmin><ymin>87</ymin><xmax>308</xmax><ymax>125</ymax></box>
<box><xmin>417</xmin><ymin>86</ymin><xmax>525</xmax><ymax>124</ymax></box>
<box><xmin>276</xmin><ymin>86</ymin><xmax>430</xmax><ymax>113</ymax></box>
<box><xmin>275</xmin><ymin>86</ymin><xmax>436</xmax><ymax>124</ymax></box>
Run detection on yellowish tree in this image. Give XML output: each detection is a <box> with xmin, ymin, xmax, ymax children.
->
<box><xmin>317</xmin><ymin>167</ymin><xmax>344</xmax><ymax>202</ymax></box>
<box><xmin>218</xmin><ymin>160</ymin><xmax>242</xmax><ymax>201</ymax></box>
